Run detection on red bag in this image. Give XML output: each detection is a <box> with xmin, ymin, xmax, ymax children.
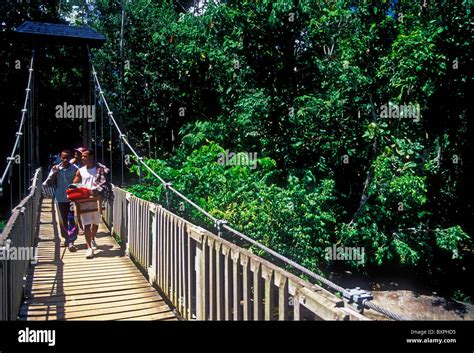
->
<box><xmin>66</xmin><ymin>187</ymin><xmax>91</xmax><ymax>201</ymax></box>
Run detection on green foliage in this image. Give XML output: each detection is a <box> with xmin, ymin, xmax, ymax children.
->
<box><xmin>129</xmin><ymin>142</ymin><xmax>337</xmax><ymax>273</ymax></box>
<box><xmin>105</xmin><ymin>0</ymin><xmax>473</xmax><ymax>280</ymax></box>
<box><xmin>435</xmin><ymin>226</ymin><xmax>470</xmax><ymax>260</ymax></box>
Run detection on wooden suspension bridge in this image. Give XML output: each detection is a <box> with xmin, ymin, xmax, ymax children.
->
<box><xmin>1</xmin><ymin>168</ymin><xmax>368</xmax><ymax>321</ymax></box>
<box><xmin>0</xmin><ymin>20</ymin><xmax>401</xmax><ymax>322</ymax></box>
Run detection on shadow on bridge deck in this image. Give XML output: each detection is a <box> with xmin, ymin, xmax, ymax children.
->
<box><xmin>19</xmin><ymin>198</ymin><xmax>177</xmax><ymax>321</ymax></box>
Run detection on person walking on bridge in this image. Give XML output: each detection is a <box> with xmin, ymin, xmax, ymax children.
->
<box><xmin>70</xmin><ymin>146</ymin><xmax>86</xmax><ymax>235</ymax></box>
<box><xmin>44</xmin><ymin>149</ymin><xmax>79</xmax><ymax>252</ymax></box>
<box><xmin>73</xmin><ymin>148</ymin><xmax>111</xmax><ymax>259</ymax></box>
<box><xmin>70</xmin><ymin>147</ymin><xmax>85</xmax><ymax>169</ymax></box>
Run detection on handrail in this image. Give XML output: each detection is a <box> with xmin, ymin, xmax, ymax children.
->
<box><xmin>0</xmin><ymin>168</ymin><xmax>42</xmax><ymax>320</ymax></box>
<box><xmin>104</xmin><ymin>187</ymin><xmax>369</xmax><ymax>321</ymax></box>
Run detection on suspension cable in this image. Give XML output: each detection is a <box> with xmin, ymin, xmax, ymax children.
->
<box><xmin>88</xmin><ymin>51</ymin><xmax>406</xmax><ymax>321</ymax></box>
<box><xmin>0</xmin><ymin>51</ymin><xmax>35</xmax><ymax>198</ymax></box>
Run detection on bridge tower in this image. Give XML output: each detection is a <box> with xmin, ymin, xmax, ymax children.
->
<box><xmin>12</xmin><ymin>21</ymin><xmax>106</xmax><ymax>167</ymax></box>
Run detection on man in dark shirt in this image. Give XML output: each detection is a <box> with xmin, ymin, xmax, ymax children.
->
<box><xmin>44</xmin><ymin>150</ymin><xmax>79</xmax><ymax>252</ymax></box>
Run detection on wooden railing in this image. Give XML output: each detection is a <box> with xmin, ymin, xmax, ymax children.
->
<box><xmin>0</xmin><ymin>168</ymin><xmax>42</xmax><ymax>320</ymax></box>
<box><xmin>105</xmin><ymin>187</ymin><xmax>368</xmax><ymax>321</ymax></box>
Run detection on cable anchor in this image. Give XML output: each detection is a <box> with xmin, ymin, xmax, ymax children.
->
<box><xmin>214</xmin><ymin>219</ymin><xmax>229</xmax><ymax>237</ymax></box>
<box><xmin>343</xmin><ymin>287</ymin><xmax>373</xmax><ymax>311</ymax></box>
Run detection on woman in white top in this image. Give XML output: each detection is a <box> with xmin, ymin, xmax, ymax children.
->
<box><xmin>73</xmin><ymin>148</ymin><xmax>104</xmax><ymax>259</ymax></box>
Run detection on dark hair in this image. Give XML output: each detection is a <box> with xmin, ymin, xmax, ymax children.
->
<box><xmin>61</xmin><ymin>149</ymin><xmax>71</xmax><ymax>155</ymax></box>
<box><xmin>83</xmin><ymin>148</ymin><xmax>95</xmax><ymax>157</ymax></box>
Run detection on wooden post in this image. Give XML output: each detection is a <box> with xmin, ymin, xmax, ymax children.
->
<box><xmin>251</xmin><ymin>259</ymin><xmax>262</xmax><ymax>320</ymax></box>
<box><xmin>164</xmin><ymin>212</ymin><xmax>169</xmax><ymax>296</ymax></box>
<box><xmin>215</xmin><ymin>242</ymin><xmax>224</xmax><ymax>320</ymax></box>
<box><xmin>148</xmin><ymin>203</ymin><xmax>158</xmax><ymax>285</ymax></box>
<box><xmin>171</xmin><ymin>218</ymin><xmax>177</xmax><ymax>304</ymax></box>
<box><xmin>207</xmin><ymin>237</ymin><xmax>215</xmax><ymax>320</ymax></box>
<box><xmin>293</xmin><ymin>289</ymin><xmax>302</xmax><ymax>321</ymax></box>
<box><xmin>262</xmin><ymin>265</ymin><xmax>274</xmax><ymax>321</ymax></box>
<box><xmin>276</xmin><ymin>273</ymin><xmax>289</xmax><ymax>320</ymax></box>
<box><xmin>125</xmin><ymin>192</ymin><xmax>131</xmax><ymax>257</ymax></box>
<box><xmin>222</xmin><ymin>245</ymin><xmax>232</xmax><ymax>320</ymax></box>
<box><xmin>240</xmin><ymin>254</ymin><xmax>251</xmax><ymax>320</ymax></box>
<box><xmin>189</xmin><ymin>226</ymin><xmax>204</xmax><ymax>320</ymax></box>
<box><xmin>177</xmin><ymin>220</ymin><xmax>183</xmax><ymax>315</ymax></box>
<box><xmin>232</xmin><ymin>249</ymin><xmax>242</xmax><ymax>320</ymax></box>
<box><xmin>181</xmin><ymin>222</ymin><xmax>188</xmax><ymax>318</ymax></box>
<box><xmin>157</xmin><ymin>207</ymin><xmax>163</xmax><ymax>290</ymax></box>
<box><xmin>186</xmin><ymin>228</ymin><xmax>193</xmax><ymax>319</ymax></box>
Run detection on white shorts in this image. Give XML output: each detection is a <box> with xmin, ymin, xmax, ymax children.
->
<box><xmin>80</xmin><ymin>211</ymin><xmax>101</xmax><ymax>226</ymax></box>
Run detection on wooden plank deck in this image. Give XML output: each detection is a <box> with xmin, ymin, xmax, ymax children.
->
<box><xmin>20</xmin><ymin>198</ymin><xmax>177</xmax><ymax>321</ymax></box>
